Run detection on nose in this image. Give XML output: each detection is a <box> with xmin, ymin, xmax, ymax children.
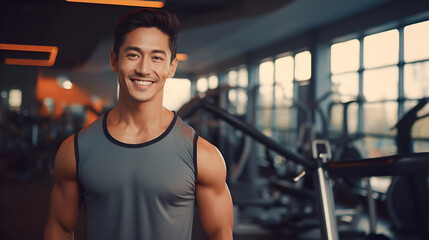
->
<box><xmin>135</xmin><ymin>56</ymin><xmax>151</xmax><ymax>75</ymax></box>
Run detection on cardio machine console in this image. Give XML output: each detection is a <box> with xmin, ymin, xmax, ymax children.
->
<box><xmin>312</xmin><ymin>139</ymin><xmax>332</xmax><ymax>163</ymax></box>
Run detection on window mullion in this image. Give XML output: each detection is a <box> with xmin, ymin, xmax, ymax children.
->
<box><xmin>398</xmin><ymin>26</ymin><xmax>405</xmax><ymax>116</ymax></box>
<box><xmin>358</xmin><ymin>37</ymin><xmax>364</xmax><ymax>135</ymax></box>
<box><xmin>272</xmin><ymin>63</ymin><xmax>277</xmax><ymax>137</ymax></box>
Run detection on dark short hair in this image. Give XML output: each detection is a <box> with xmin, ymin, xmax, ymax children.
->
<box><xmin>113</xmin><ymin>8</ymin><xmax>180</xmax><ymax>62</ymax></box>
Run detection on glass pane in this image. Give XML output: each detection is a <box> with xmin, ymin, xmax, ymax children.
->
<box><xmin>328</xmin><ymin>102</ymin><xmax>358</xmax><ymax>135</ymax></box>
<box><xmin>228</xmin><ymin>89</ymin><xmax>237</xmax><ymax>103</ymax></box>
<box><xmin>414</xmin><ymin>140</ymin><xmax>429</xmax><ymax>153</ymax></box>
<box><xmin>404</xmin><ymin>101</ymin><xmax>429</xmax><ymax>139</ymax></box>
<box><xmin>329</xmin><ymin>103</ymin><xmax>343</xmax><ymax>136</ymax></box>
<box><xmin>259</xmin><ymin>61</ymin><xmax>274</xmax><ymax>85</ymax></box>
<box><xmin>228</xmin><ymin>70</ymin><xmax>237</xmax><ymax>86</ymax></box>
<box><xmin>404</xmin><ymin>20</ymin><xmax>429</xmax><ymax>62</ymax></box>
<box><xmin>403</xmin><ymin>100</ymin><xmax>418</xmax><ymax>117</ymax></box>
<box><xmin>363</xmin><ymin>67</ymin><xmax>398</xmax><ymax>101</ymax></box>
<box><xmin>363</xmin><ymin>136</ymin><xmax>397</xmax><ymax>158</ymax></box>
<box><xmin>274</xmin><ymin>85</ymin><xmax>286</xmax><ymax>103</ymax></box>
<box><xmin>363</xmin><ymin>29</ymin><xmax>399</xmax><ymax>68</ymax></box>
<box><xmin>347</xmin><ymin>102</ymin><xmax>359</xmax><ymax>135</ymax></box>
<box><xmin>163</xmin><ymin>78</ymin><xmax>191</xmax><ymax>111</ymax></box>
<box><xmin>417</xmin><ymin>103</ymin><xmax>429</xmax><ymax>118</ymax></box>
<box><xmin>289</xmin><ymin>108</ymin><xmax>299</xmax><ymax>131</ymax></box>
<box><xmin>331</xmin><ymin>72</ymin><xmax>359</xmax><ymax>102</ymax></box>
<box><xmin>196</xmin><ymin>77</ymin><xmax>208</xmax><ymax>93</ymax></box>
<box><xmin>275</xmin><ymin>108</ymin><xmax>291</xmax><ymax>129</ymax></box>
<box><xmin>256</xmin><ymin>108</ymin><xmax>272</xmax><ymax>130</ymax></box>
<box><xmin>238</xmin><ymin>67</ymin><xmax>248</xmax><ymax>87</ymax></box>
<box><xmin>404</xmin><ymin>61</ymin><xmax>429</xmax><ymax>99</ymax></box>
<box><xmin>257</xmin><ymin>85</ymin><xmax>273</xmax><ymax>107</ymax></box>
<box><xmin>236</xmin><ymin>89</ymin><xmax>248</xmax><ymax>115</ymax></box>
<box><xmin>295</xmin><ymin>51</ymin><xmax>311</xmax><ymax>81</ymax></box>
<box><xmin>275</xmin><ymin>56</ymin><xmax>294</xmax><ymax>84</ymax></box>
<box><xmin>208</xmin><ymin>75</ymin><xmax>218</xmax><ymax>89</ymax></box>
<box><xmin>283</xmin><ymin>83</ymin><xmax>294</xmax><ymax>100</ymax></box>
<box><xmin>331</xmin><ymin>39</ymin><xmax>360</xmax><ymax>74</ymax></box>
<box><xmin>363</xmin><ymin>102</ymin><xmax>398</xmax><ymax>135</ymax></box>
<box><xmin>413</xmin><ymin>117</ymin><xmax>429</xmax><ymax>139</ymax></box>
<box><xmin>8</xmin><ymin>89</ymin><xmax>22</xmax><ymax>109</ymax></box>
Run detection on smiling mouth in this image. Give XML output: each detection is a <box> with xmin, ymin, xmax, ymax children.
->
<box><xmin>131</xmin><ymin>79</ymin><xmax>155</xmax><ymax>86</ymax></box>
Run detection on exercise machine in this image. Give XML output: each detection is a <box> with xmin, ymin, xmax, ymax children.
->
<box><xmin>180</xmin><ymin>99</ymin><xmax>429</xmax><ymax>240</ymax></box>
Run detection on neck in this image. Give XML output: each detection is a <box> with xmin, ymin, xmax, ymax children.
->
<box><xmin>110</xmin><ymin>94</ymin><xmax>171</xmax><ymax>130</ymax></box>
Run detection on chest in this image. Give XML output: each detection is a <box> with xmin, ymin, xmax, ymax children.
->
<box><xmin>78</xmin><ymin>145</ymin><xmax>195</xmax><ymax>201</ymax></box>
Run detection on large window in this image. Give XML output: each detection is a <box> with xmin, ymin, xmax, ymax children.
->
<box><xmin>196</xmin><ymin>74</ymin><xmax>219</xmax><ymax>95</ymax></box>
<box><xmin>403</xmin><ymin>20</ymin><xmax>429</xmax><ymax>151</ymax></box>
<box><xmin>227</xmin><ymin>67</ymin><xmax>248</xmax><ymax>115</ymax></box>
<box><xmin>330</xmin><ymin>20</ymin><xmax>429</xmax><ymax>157</ymax></box>
<box><xmin>163</xmin><ymin>78</ymin><xmax>191</xmax><ymax>111</ymax></box>
<box><xmin>8</xmin><ymin>89</ymin><xmax>22</xmax><ymax>112</ymax></box>
<box><xmin>208</xmin><ymin>75</ymin><xmax>219</xmax><ymax>90</ymax></box>
<box><xmin>256</xmin><ymin>51</ymin><xmax>311</xmax><ymax>147</ymax></box>
<box><xmin>196</xmin><ymin>77</ymin><xmax>208</xmax><ymax>94</ymax></box>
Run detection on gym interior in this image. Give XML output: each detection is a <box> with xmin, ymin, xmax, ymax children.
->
<box><xmin>1</xmin><ymin>0</ymin><xmax>429</xmax><ymax>239</ymax></box>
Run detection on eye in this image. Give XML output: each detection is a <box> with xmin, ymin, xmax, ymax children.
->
<box><xmin>153</xmin><ymin>56</ymin><xmax>164</xmax><ymax>61</ymax></box>
<box><xmin>127</xmin><ymin>53</ymin><xmax>139</xmax><ymax>59</ymax></box>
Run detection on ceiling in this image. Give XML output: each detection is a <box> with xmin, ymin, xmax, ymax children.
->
<box><xmin>3</xmin><ymin>0</ymin><xmax>420</xmax><ymax>104</ymax></box>
<box><xmin>1</xmin><ymin>0</ymin><xmax>394</xmax><ymax>71</ymax></box>
<box><xmin>1</xmin><ymin>0</ymin><xmax>294</xmax><ymax>70</ymax></box>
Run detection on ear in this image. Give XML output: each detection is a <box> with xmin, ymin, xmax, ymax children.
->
<box><xmin>167</xmin><ymin>57</ymin><xmax>179</xmax><ymax>78</ymax></box>
<box><xmin>110</xmin><ymin>50</ymin><xmax>118</xmax><ymax>72</ymax></box>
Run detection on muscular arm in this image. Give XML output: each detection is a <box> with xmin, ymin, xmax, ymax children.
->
<box><xmin>196</xmin><ymin>137</ymin><xmax>234</xmax><ymax>240</ymax></box>
<box><xmin>44</xmin><ymin>135</ymin><xmax>81</xmax><ymax>240</ymax></box>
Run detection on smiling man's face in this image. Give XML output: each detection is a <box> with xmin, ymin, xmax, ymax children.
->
<box><xmin>110</xmin><ymin>27</ymin><xmax>178</xmax><ymax>104</ymax></box>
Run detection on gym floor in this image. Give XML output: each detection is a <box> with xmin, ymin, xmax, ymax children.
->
<box><xmin>0</xmin><ymin>170</ymin><xmax>422</xmax><ymax>240</ymax></box>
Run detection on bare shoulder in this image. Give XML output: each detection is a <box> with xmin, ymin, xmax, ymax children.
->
<box><xmin>196</xmin><ymin>137</ymin><xmax>226</xmax><ymax>186</ymax></box>
<box><xmin>54</xmin><ymin>134</ymin><xmax>77</xmax><ymax>181</ymax></box>
<box><xmin>54</xmin><ymin>122</ymin><xmax>94</xmax><ymax>180</ymax></box>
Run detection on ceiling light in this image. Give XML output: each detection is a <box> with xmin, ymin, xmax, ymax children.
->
<box><xmin>0</xmin><ymin>43</ymin><xmax>58</xmax><ymax>67</ymax></box>
<box><xmin>57</xmin><ymin>75</ymin><xmax>73</xmax><ymax>89</ymax></box>
<box><xmin>63</xmin><ymin>80</ymin><xmax>73</xmax><ymax>90</ymax></box>
<box><xmin>66</xmin><ymin>0</ymin><xmax>164</xmax><ymax>8</ymax></box>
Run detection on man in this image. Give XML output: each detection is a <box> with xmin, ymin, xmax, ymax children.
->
<box><xmin>44</xmin><ymin>8</ymin><xmax>234</xmax><ymax>240</ymax></box>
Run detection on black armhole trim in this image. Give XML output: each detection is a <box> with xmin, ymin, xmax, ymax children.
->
<box><xmin>74</xmin><ymin>128</ymin><xmax>84</xmax><ymax>206</ymax></box>
<box><xmin>193</xmin><ymin>132</ymin><xmax>199</xmax><ymax>188</ymax></box>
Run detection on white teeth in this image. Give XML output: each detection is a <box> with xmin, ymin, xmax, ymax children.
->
<box><xmin>134</xmin><ymin>80</ymin><xmax>153</xmax><ymax>85</ymax></box>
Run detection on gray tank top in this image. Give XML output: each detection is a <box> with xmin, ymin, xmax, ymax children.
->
<box><xmin>74</xmin><ymin>111</ymin><xmax>198</xmax><ymax>240</ymax></box>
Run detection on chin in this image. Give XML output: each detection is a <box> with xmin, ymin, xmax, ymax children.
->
<box><xmin>131</xmin><ymin>96</ymin><xmax>151</xmax><ymax>103</ymax></box>
<box><xmin>128</xmin><ymin>90</ymin><xmax>153</xmax><ymax>102</ymax></box>
<box><xmin>125</xmin><ymin>89</ymin><xmax>162</xmax><ymax>103</ymax></box>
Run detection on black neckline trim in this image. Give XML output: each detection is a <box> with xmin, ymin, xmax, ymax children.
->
<box><xmin>102</xmin><ymin>110</ymin><xmax>177</xmax><ymax>148</ymax></box>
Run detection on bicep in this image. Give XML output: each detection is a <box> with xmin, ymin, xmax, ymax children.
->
<box><xmin>196</xmin><ymin>182</ymin><xmax>234</xmax><ymax>236</ymax></box>
<box><xmin>45</xmin><ymin>136</ymin><xmax>80</xmax><ymax>239</ymax></box>
<box><xmin>196</xmin><ymin>138</ymin><xmax>234</xmax><ymax>239</ymax></box>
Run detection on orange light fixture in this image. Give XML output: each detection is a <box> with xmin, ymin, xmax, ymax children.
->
<box><xmin>177</xmin><ymin>53</ymin><xmax>188</xmax><ymax>61</ymax></box>
<box><xmin>66</xmin><ymin>0</ymin><xmax>164</xmax><ymax>8</ymax></box>
<box><xmin>0</xmin><ymin>43</ymin><xmax>58</xmax><ymax>67</ymax></box>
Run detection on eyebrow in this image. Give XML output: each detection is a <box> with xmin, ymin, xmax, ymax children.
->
<box><xmin>124</xmin><ymin>46</ymin><xmax>167</xmax><ymax>56</ymax></box>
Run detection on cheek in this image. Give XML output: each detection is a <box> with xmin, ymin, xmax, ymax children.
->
<box><xmin>118</xmin><ymin>63</ymin><xmax>136</xmax><ymax>79</ymax></box>
<box><xmin>117</xmin><ymin>69</ymin><xmax>130</xmax><ymax>88</ymax></box>
<box><xmin>159</xmin><ymin>66</ymin><xmax>173</xmax><ymax>78</ymax></box>
<box><xmin>118</xmin><ymin>59</ymin><xmax>136</xmax><ymax>72</ymax></box>
<box><xmin>117</xmin><ymin>70</ymin><xmax>126</xmax><ymax>81</ymax></box>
